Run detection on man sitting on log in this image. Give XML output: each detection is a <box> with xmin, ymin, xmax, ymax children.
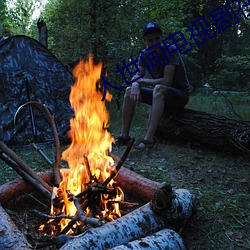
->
<box><xmin>115</xmin><ymin>22</ymin><xmax>191</xmax><ymax>148</ymax></box>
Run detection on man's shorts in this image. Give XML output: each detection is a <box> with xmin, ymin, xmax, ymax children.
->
<box><xmin>140</xmin><ymin>87</ymin><xmax>189</xmax><ymax>112</ymax></box>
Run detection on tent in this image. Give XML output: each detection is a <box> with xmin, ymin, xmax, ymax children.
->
<box><xmin>0</xmin><ymin>35</ymin><xmax>75</xmax><ymax>145</ymax></box>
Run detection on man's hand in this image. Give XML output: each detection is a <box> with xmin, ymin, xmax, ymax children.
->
<box><xmin>130</xmin><ymin>82</ymin><xmax>141</xmax><ymax>102</ymax></box>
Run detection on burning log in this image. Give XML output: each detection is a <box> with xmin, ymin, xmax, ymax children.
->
<box><xmin>110</xmin><ymin>228</ymin><xmax>185</xmax><ymax>250</ymax></box>
<box><xmin>0</xmin><ymin>204</ymin><xmax>32</xmax><ymax>249</ymax></box>
<box><xmin>59</xmin><ymin>185</ymin><xmax>195</xmax><ymax>250</ymax></box>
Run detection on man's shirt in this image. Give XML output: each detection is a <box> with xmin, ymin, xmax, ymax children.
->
<box><xmin>138</xmin><ymin>44</ymin><xmax>191</xmax><ymax>92</ymax></box>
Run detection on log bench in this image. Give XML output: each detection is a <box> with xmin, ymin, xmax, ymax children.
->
<box><xmin>155</xmin><ymin>108</ymin><xmax>250</xmax><ymax>154</ymax></box>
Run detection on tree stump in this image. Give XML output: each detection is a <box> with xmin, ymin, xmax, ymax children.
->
<box><xmin>155</xmin><ymin>108</ymin><xmax>250</xmax><ymax>154</ymax></box>
<box><xmin>37</xmin><ymin>19</ymin><xmax>48</xmax><ymax>47</ymax></box>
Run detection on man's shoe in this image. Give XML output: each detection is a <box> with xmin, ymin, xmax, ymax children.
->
<box><xmin>136</xmin><ymin>139</ymin><xmax>155</xmax><ymax>149</ymax></box>
<box><xmin>114</xmin><ymin>136</ymin><xmax>132</xmax><ymax>147</ymax></box>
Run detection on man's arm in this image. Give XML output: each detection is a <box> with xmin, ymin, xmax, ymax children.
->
<box><xmin>137</xmin><ymin>64</ymin><xmax>176</xmax><ymax>87</ymax></box>
<box><xmin>129</xmin><ymin>66</ymin><xmax>146</xmax><ymax>102</ymax></box>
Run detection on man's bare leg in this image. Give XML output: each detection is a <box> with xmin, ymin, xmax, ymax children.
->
<box><xmin>139</xmin><ymin>85</ymin><xmax>166</xmax><ymax>146</ymax></box>
<box><xmin>120</xmin><ymin>87</ymin><xmax>136</xmax><ymax>138</ymax></box>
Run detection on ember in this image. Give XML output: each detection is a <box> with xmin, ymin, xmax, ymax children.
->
<box><xmin>40</xmin><ymin>55</ymin><xmax>124</xmax><ymax>235</ymax></box>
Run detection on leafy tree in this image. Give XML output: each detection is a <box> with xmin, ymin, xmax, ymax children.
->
<box><xmin>0</xmin><ymin>0</ymin><xmax>12</xmax><ymax>36</ymax></box>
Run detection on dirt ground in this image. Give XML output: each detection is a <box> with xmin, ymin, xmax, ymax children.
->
<box><xmin>1</xmin><ymin>139</ymin><xmax>249</xmax><ymax>249</ymax></box>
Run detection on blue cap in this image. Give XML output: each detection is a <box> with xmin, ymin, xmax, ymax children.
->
<box><xmin>142</xmin><ymin>22</ymin><xmax>162</xmax><ymax>38</ymax></box>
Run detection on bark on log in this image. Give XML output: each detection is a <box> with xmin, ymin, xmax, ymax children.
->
<box><xmin>155</xmin><ymin>108</ymin><xmax>250</xmax><ymax>154</ymax></box>
<box><xmin>59</xmin><ymin>187</ymin><xmax>195</xmax><ymax>250</ymax></box>
<box><xmin>0</xmin><ymin>152</ymin><xmax>51</xmax><ymax>199</ymax></box>
<box><xmin>0</xmin><ymin>204</ymin><xmax>32</xmax><ymax>249</ymax></box>
<box><xmin>0</xmin><ymin>171</ymin><xmax>53</xmax><ymax>205</ymax></box>
<box><xmin>0</xmin><ymin>167</ymin><xmax>159</xmax><ymax>205</ymax></box>
<box><xmin>110</xmin><ymin>228</ymin><xmax>185</xmax><ymax>250</ymax></box>
<box><xmin>114</xmin><ymin>166</ymin><xmax>162</xmax><ymax>203</ymax></box>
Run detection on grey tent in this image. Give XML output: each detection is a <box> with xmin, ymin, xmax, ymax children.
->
<box><xmin>0</xmin><ymin>35</ymin><xmax>74</xmax><ymax>145</ymax></box>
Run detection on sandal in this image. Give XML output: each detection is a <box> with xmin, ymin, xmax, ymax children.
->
<box><xmin>137</xmin><ymin>139</ymin><xmax>155</xmax><ymax>149</ymax></box>
<box><xmin>114</xmin><ymin>136</ymin><xmax>132</xmax><ymax>147</ymax></box>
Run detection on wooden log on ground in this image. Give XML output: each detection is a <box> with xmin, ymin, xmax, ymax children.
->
<box><xmin>0</xmin><ymin>204</ymin><xmax>32</xmax><ymax>249</ymax></box>
<box><xmin>0</xmin><ymin>171</ymin><xmax>53</xmax><ymax>205</ymax></box>
<box><xmin>155</xmin><ymin>108</ymin><xmax>250</xmax><ymax>154</ymax></box>
<box><xmin>110</xmin><ymin>228</ymin><xmax>185</xmax><ymax>250</ymax></box>
<box><xmin>0</xmin><ymin>167</ymin><xmax>159</xmax><ymax>205</ymax></box>
<box><xmin>59</xmin><ymin>187</ymin><xmax>195</xmax><ymax>250</ymax></box>
<box><xmin>115</xmin><ymin>166</ymin><xmax>162</xmax><ymax>203</ymax></box>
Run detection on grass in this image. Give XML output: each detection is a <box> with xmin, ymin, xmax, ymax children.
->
<box><xmin>0</xmin><ymin>94</ymin><xmax>249</xmax><ymax>249</ymax></box>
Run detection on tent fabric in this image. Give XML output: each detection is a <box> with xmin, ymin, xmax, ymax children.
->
<box><xmin>0</xmin><ymin>35</ymin><xmax>74</xmax><ymax>144</ymax></box>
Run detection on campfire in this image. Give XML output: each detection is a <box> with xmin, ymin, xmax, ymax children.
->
<box><xmin>39</xmin><ymin>55</ymin><xmax>127</xmax><ymax>236</ymax></box>
<box><xmin>0</xmin><ymin>55</ymin><xmax>196</xmax><ymax>249</ymax></box>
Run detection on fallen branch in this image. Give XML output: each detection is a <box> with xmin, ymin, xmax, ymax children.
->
<box><xmin>0</xmin><ymin>141</ymin><xmax>52</xmax><ymax>193</ymax></box>
<box><xmin>0</xmin><ymin>152</ymin><xmax>51</xmax><ymax>199</ymax></box>
<box><xmin>104</xmin><ymin>138</ymin><xmax>135</xmax><ymax>186</ymax></box>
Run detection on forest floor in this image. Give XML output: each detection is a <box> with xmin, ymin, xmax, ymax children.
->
<box><xmin>0</xmin><ymin>94</ymin><xmax>249</xmax><ymax>249</ymax></box>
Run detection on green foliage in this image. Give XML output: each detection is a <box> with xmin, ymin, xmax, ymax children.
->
<box><xmin>2</xmin><ymin>0</ymin><xmax>250</xmax><ymax>93</ymax></box>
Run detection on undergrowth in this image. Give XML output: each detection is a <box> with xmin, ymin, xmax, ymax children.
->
<box><xmin>0</xmin><ymin>94</ymin><xmax>249</xmax><ymax>249</ymax></box>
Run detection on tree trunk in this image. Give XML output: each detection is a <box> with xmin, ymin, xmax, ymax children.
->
<box><xmin>155</xmin><ymin>108</ymin><xmax>250</xmax><ymax>154</ymax></box>
<box><xmin>37</xmin><ymin>19</ymin><xmax>48</xmax><ymax>47</ymax></box>
<box><xmin>0</xmin><ymin>204</ymin><xmax>32</xmax><ymax>249</ymax></box>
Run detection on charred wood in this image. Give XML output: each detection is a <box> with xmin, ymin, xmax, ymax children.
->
<box><xmin>104</xmin><ymin>138</ymin><xmax>135</xmax><ymax>186</ymax></box>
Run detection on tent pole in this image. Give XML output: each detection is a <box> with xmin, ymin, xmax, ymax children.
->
<box><xmin>24</xmin><ymin>78</ymin><xmax>38</xmax><ymax>142</ymax></box>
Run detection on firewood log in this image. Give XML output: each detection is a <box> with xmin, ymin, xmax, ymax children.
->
<box><xmin>0</xmin><ymin>204</ymin><xmax>32</xmax><ymax>249</ymax></box>
<box><xmin>0</xmin><ymin>167</ymin><xmax>158</xmax><ymax>205</ymax></box>
<box><xmin>59</xmin><ymin>187</ymin><xmax>195</xmax><ymax>250</ymax></box>
<box><xmin>110</xmin><ymin>228</ymin><xmax>186</xmax><ymax>250</ymax></box>
<box><xmin>115</xmin><ymin>166</ymin><xmax>162</xmax><ymax>203</ymax></box>
<box><xmin>0</xmin><ymin>171</ymin><xmax>53</xmax><ymax>204</ymax></box>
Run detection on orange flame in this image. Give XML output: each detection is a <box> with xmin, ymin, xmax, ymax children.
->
<box><xmin>43</xmin><ymin>55</ymin><xmax>123</xmax><ymax>234</ymax></box>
